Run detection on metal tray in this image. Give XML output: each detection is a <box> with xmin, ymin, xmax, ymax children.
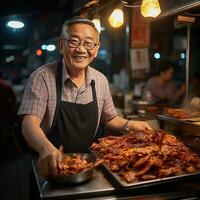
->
<box><xmin>100</xmin><ymin>162</ymin><xmax>200</xmax><ymax>188</ymax></box>
<box><xmin>157</xmin><ymin>114</ymin><xmax>200</xmax><ymax>125</ymax></box>
<box><xmin>157</xmin><ymin>114</ymin><xmax>200</xmax><ymax>136</ymax></box>
<box><xmin>91</xmin><ymin>148</ymin><xmax>200</xmax><ymax>188</ymax></box>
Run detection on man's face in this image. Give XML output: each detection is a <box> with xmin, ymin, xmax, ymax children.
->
<box><xmin>59</xmin><ymin>23</ymin><xmax>100</xmax><ymax>72</ymax></box>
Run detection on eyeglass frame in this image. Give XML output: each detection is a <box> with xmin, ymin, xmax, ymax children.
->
<box><xmin>62</xmin><ymin>37</ymin><xmax>99</xmax><ymax>50</ymax></box>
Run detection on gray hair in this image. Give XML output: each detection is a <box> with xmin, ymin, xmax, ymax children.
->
<box><xmin>61</xmin><ymin>16</ymin><xmax>99</xmax><ymax>38</ymax></box>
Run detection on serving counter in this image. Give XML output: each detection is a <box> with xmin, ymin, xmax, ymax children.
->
<box><xmin>32</xmin><ymin>111</ymin><xmax>200</xmax><ymax>200</ymax></box>
<box><xmin>32</xmin><ymin>161</ymin><xmax>200</xmax><ymax>200</ymax></box>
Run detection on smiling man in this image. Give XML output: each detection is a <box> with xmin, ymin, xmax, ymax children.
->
<box><xmin>18</xmin><ymin>16</ymin><xmax>151</xmax><ymax>179</ymax></box>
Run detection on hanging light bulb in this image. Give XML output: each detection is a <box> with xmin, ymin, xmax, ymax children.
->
<box><xmin>141</xmin><ymin>0</ymin><xmax>161</xmax><ymax>18</ymax></box>
<box><xmin>109</xmin><ymin>7</ymin><xmax>124</xmax><ymax>28</ymax></box>
<box><xmin>92</xmin><ymin>15</ymin><xmax>101</xmax><ymax>33</ymax></box>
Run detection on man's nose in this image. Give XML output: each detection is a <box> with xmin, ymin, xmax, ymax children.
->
<box><xmin>76</xmin><ymin>42</ymin><xmax>87</xmax><ymax>51</ymax></box>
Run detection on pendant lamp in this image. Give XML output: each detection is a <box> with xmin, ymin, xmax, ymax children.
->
<box><xmin>109</xmin><ymin>8</ymin><xmax>124</xmax><ymax>28</ymax></box>
<box><xmin>141</xmin><ymin>0</ymin><xmax>161</xmax><ymax>18</ymax></box>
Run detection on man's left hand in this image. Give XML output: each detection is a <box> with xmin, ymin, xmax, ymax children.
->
<box><xmin>128</xmin><ymin>120</ymin><xmax>152</xmax><ymax>131</ymax></box>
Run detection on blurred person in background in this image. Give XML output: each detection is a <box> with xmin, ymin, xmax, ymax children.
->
<box><xmin>143</xmin><ymin>60</ymin><xmax>185</xmax><ymax>106</ymax></box>
<box><xmin>189</xmin><ymin>72</ymin><xmax>200</xmax><ymax>98</ymax></box>
<box><xmin>18</xmin><ymin>16</ymin><xmax>151</xmax><ymax>180</ymax></box>
<box><xmin>0</xmin><ymin>71</ymin><xmax>16</xmax><ymax>125</ymax></box>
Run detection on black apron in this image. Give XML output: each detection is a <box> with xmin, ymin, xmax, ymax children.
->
<box><xmin>47</xmin><ymin>61</ymin><xmax>98</xmax><ymax>153</ymax></box>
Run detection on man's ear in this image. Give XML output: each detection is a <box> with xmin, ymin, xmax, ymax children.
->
<box><xmin>94</xmin><ymin>43</ymin><xmax>100</xmax><ymax>57</ymax></box>
<box><xmin>58</xmin><ymin>38</ymin><xmax>63</xmax><ymax>54</ymax></box>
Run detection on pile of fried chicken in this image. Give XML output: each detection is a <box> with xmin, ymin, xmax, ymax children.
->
<box><xmin>58</xmin><ymin>154</ymin><xmax>93</xmax><ymax>176</ymax></box>
<box><xmin>163</xmin><ymin>107</ymin><xmax>199</xmax><ymax>119</ymax></box>
<box><xmin>91</xmin><ymin>129</ymin><xmax>200</xmax><ymax>183</ymax></box>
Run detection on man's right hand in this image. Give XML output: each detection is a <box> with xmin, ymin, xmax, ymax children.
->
<box><xmin>21</xmin><ymin>115</ymin><xmax>63</xmax><ymax>179</ymax></box>
<box><xmin>37</xmin><ymin>143</ymin><xmax>62</xmax><ymax>179</ymax></box>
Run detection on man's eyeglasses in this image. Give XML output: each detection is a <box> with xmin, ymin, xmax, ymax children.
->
<box><xmin>63</xmin><ymin>38</ymin><xmax>98</xmax><ymax>50</ymax></box>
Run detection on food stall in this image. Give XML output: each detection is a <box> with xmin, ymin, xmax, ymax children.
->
<box><xmin>32</xmin><ymin>121</ymin><xmax>200</xmax><ymax>199</ymax></box>
<box><xmin>31</xmin><ymin>1</ymin><xmax>200</xmax><ymax>199</ymax></box>
<box><xmin>32</xmin><ymin>127</ymin><xmax>200</xmax><ymax>199</ymax></box>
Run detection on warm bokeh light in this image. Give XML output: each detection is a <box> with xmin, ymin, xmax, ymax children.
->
<box><xmin>109</xmin><ymin>8</ymin><xmax>124</xmax><ymax>28</ymax></box>
<box><xmin>36</xmin><ymin>49</ymin><xmax>43</xmax><ymax>56</ymax></box>
<box><xmin>141</xmin><ymin>0</ymin><xmax>161</xmax><ymax>18</ymax></box>
<box><xmin>92</xmin><ymin>18</ymin><xmax>101</xmax><ymax>33</ymax></box>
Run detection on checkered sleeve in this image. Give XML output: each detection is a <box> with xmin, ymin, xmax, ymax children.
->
<box><xmin>18</xmin><ymin>70</ymin><xmax>48</xmax><ymax>120</ymax></box>
<box><xmin>100</xmin><ymin>77</ymin><xmax>118</xmax><ymax>122</ymax></box>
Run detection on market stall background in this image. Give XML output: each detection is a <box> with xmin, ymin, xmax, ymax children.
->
<box><xmin>1</xmin><ymin>0</ymin><xmax>200</xmax><ymax>199</ymax></box>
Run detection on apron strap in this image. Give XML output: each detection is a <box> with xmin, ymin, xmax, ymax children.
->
<box><xmin>49</xmin><ymin>61</ymin><xmax>62</xmax><ymax>134</ymax></box>
<box><xmin>91</xmin><ymin>80</ymin><xmax>97</xmax><ymax>102</ymax></box>
<box><xmin>91</xmin><ymin>80</ymin><xmax>101</xmax><ymax>140</ymax></box>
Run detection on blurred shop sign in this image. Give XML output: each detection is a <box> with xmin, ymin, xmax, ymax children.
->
<box><xmin>130</xmin><ymin>48</ymin><xmax>150</xmax><ymax>79</ymax></box>
<box><xmin>131</xmin><ymin>8</ymin><xmax>150</xmax><ymax>48</ymax></box>
<box><xmin>173</xmin><ymin>36</ymin><xmax>187</xmax><ymax>50</ymax></box>
<box><xmin>130</xmin><ymin>48</ymin><xmax>150</xmax><ymax>70</ymax></box>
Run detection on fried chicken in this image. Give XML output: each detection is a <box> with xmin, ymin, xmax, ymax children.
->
<box><xmin>91</xmin><ymin>129</ymin><xmax>200</xmax><ymax>183</ymax></box>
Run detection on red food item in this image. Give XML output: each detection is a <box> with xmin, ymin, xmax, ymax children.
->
<box><xmin>91</xmin><ymin>129</ymin><xmax>200</xmax><ymax>183</ymax></box>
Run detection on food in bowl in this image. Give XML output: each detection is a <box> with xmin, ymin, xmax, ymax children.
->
<box><xmin>58</xmin><ymin>153</ymin><xmax>94</xmax><ymax>176</ymax></box>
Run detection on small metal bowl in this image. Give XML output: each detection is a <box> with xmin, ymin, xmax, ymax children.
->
<box><xmin>52</xmin><ymin>153</ymin><xmax>95</xmax><ymax>185</ymax></box>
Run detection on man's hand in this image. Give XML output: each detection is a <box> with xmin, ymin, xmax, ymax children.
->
<box><xmin>128</xmin><ymin>120</ymin><xmax>152</xmax><ymax>131</ymax></box>
<box><xmin>37</xmin><ymin>143</ymin><xmax>62</xmax><ymax>179</ymax></box>
<box><xmin>105</xmin><ymin>116</ymin><xmax>152</xmax><ymax>133</ymax></box>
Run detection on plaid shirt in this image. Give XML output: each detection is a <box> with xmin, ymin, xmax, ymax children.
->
<box><xmin>18</xmin><ymin>60</ymin><xmax>117</xmax><ymax>134</ymax></box>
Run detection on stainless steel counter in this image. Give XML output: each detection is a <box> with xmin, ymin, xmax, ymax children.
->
<box><xmin>32</xmin><ymin>161</ymin><xmax>200</xmax><ymax>200</ymax></box>
<box><xmin>32</xmin><ymin>161</ymin><xmax>115</xmax><ymax>199</ymax></box>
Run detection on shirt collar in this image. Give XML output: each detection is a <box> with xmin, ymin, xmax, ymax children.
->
<box><xmin>62</xmin><ymin>58</ymin><xmax>93</xmax><ymax>85</ymax></box>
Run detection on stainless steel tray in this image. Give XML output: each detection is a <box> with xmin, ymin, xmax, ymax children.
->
<box><xmin>100</xmin><ymin>162</ymin><xmax>200</xmax><ymax>188</ymax></box>
<box><xmin>157</xmin><ymin>114</ymin><xmax>200</xmax><ymax>125</ymax></box>
<box><xmin>91</xmin><ymin>148</ymin><xmax>200</xmax><ymax>188</ymax></box>
<box><xmin>157</xmin><ymin>114</ymin><xmax>200</xmax><ymax>136</ymax></box>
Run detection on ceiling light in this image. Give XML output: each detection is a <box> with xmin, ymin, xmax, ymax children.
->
<box><xmin>154</xmin><ymin>52</ymin><xmax>160</xmax><ymax>60</ymax></box>
<box><xmin>109</xmin><ymin>8</ymin><xmax>124</xmax><ymax>28</ymax></box>
<box><xmin>41</xmin><ymin>45</ymin><xmax>47</xmax><ymax>50</ymax></box>
<box><xmin>141</xmin><ymin>0</ymin><xmax>161</xmax><ymax>18</ymax></box>
<box><xmin>46</xmin><ymin>44</ymin><xmax>56</xmax><ymax>51</ymax></box>
<box><xmin>7</xmin><ymin>20</ymin><xmax>24</xmax><ymax>29</ymax></box>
